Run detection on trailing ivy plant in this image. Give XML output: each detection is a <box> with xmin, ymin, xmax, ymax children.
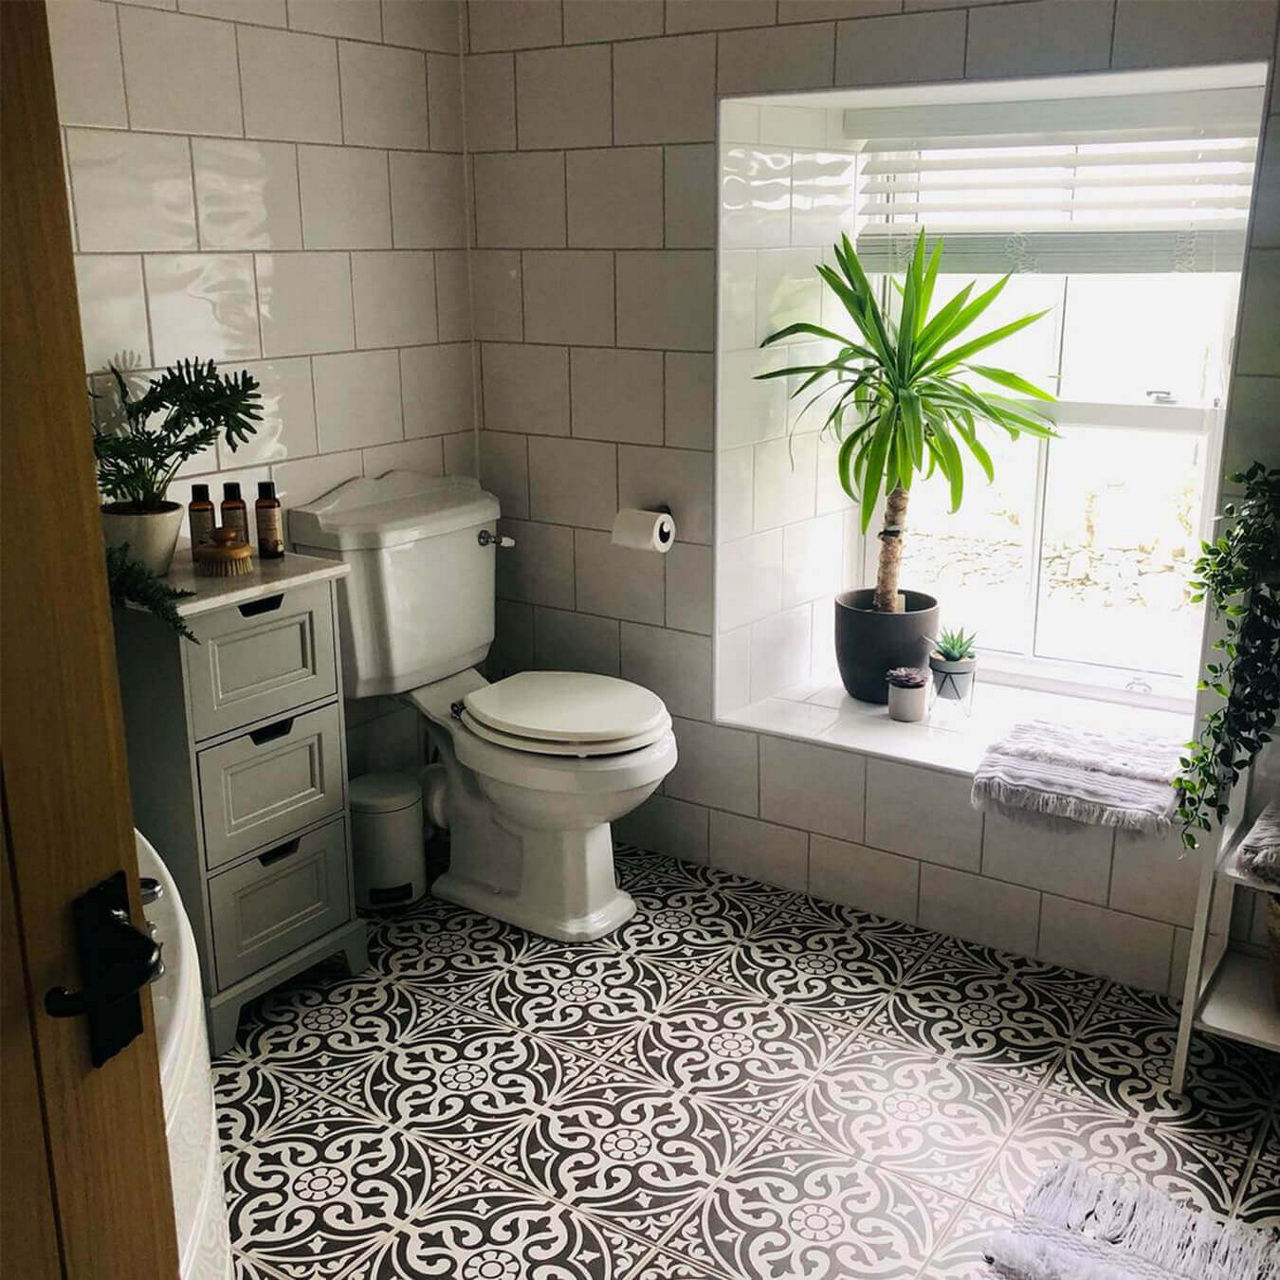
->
<box><xmin>1175</xmin><ymin>462</ymin><xmax>1280</xmax><ymax>849</ymax></box>
<box><xmin>94</xmin><ymin>359</ymin><xmax>262</xmax><ymax>511</ymax></box>
<box><xmin>105</xmin><ymin>543</ymin><xmax>196</xmax><ymax>642</ymax></box>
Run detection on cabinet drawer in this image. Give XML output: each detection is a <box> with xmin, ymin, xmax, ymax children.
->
<box><xmin>184</xmin><ymin>582</ymin><xmax>337</xmax><ymax>741</ymax></box>
<box><xmin>210</xmin><ymin>818</ymin><xmax>351</xmax><ymax>989</ymax></box>
<box><xmin>199</xmin><ymin>704</ymin><xmax>344</xmax><ymax>871</ymax></box>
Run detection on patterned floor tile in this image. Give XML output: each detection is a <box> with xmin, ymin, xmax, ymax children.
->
<box><xmin>234</xmin><ymin>973</ymin><xmax>439</xmax><ymax>1091</ymax></box>
<box><xmin>603</xmin><ymin>877</ymin><xmax>783</xmax><ymax>971</ymax></box>
<box><xmin>613</xmin><ymin>981</ymin><xmax>849</xmax><ymax>1121</ymax></box>
<box><xmin>320</xmin><ymin>1009</ymin><xmax>596</xmax><ymax>1154</ymax></box>
<box><xmin>917</xmin><ymin>1202</ymin><xmax>1013</xmax><ymax>1279</ymax></box>
<box><xmin>770</xmin><ymin>895</ymin><xmax>941</xmax><ymax>953</ymax></box>
<box><xmin>365</xmin><ymin>900</ymin><xmax>546</xmax><ymax>996</ymax></box>
<box><xmin>1236</xmin><ymin>1157</ymin><xmax>1280</xmax><ymax>1227</ymax></box>
<box><xmin>974</xmin><ymin>1090</ymin><xmax>1248</xmax><ymax>1218</ymax></box>
<box><xmin>627</xmin><ymin>857</ymin><xmax>800</xmax><ymax>917</ymax></box>
<box><xmin>1050</xmin><ymin>984</ymin><xmax>1275</xmax><ymax>1155</ymax></box>
<box><xmin>223</xmin><ymin>1090</ymin><xmax>467</xmax><ymax>1279</ymax></box>
<box><xmin>350</xmin><ymin>1166</ymin><xmax>653</xmax><ymax>1279</ymax></box>
<box><xmin>704</xmin><ymin>919</ymin><xmax>924</xmax><ymax>1024</ymax></box>
<box><xmin>459</xmin><ymin>942</ymin><xmax>686</xmax><ymax>1054</ymax></box>
<box><xmin>665</xmin><ymin>1129</ymin><xmax>960</xmax><ymax>1280</ymax></box>
<box><xmin>231</xmin><ymin>1251</ymin><xmax>289</xmax><ymax>1280</ymax></box>
<box><xmin>867</xmin><ymin>937</ymin><xmax>1103</xmax><ymax>1083</ymax></box>
<box><xmin>775</xmin><ymin>1038</ymin><xmax>1036</xmax><ymax>1196</ymax></box>
<box><xmin>488</xmin><ymin>1070</ymin><xmax>763</xmax><ymax>1237</ymax></box>
<box><xmin>214</xmin><ymin>1057</ymin><xmax>325</xmax><ymax>1152</ymax></box>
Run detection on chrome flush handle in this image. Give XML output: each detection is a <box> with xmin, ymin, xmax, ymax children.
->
<box><xmin>477</xmin><ymin>529</ymin><xmax>516</xmax><ymax>549</ymax></box>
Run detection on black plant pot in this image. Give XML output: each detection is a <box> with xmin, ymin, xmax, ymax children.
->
<box><xmin>834</xmin><ymin>588</ymin><xmax>940</xmax><ymax>704</ymax></box>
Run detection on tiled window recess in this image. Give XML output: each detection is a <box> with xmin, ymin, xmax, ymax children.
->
<box><xmin>464</xmin><ymin>0</ymin><xmax>1280</xmax><ymax>998</ymax></box>
<box><xmin>217</xmin><ymin>845</ymin><xmax>1280</xmax><ymax>1276</ymax></box>
<box><xmin>49</xmin><ymin>0</ymin><xmax>474</xmax><ymax>778</ymax></box>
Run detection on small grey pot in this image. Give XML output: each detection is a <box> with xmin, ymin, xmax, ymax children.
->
<box><xmin>887</xmin><ymin>682</ymin><xmax>929</xmax><ymax>723</ymax></box>
<box><xmin>930</xmin><ymin>654</ymin><xmax>976</xmax><ymax>702</ymax></box>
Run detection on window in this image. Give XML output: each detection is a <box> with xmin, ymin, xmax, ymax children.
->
<box><xmin>844</xmin><ymin>66</ymin><xmax>1266</xmax><ymax>706</ymax></box>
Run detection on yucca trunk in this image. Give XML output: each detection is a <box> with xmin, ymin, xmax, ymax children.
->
<box><xmin>872</xmin><ymin>486</ymin><xmax>909</xmax><ymax>613</ymax></box>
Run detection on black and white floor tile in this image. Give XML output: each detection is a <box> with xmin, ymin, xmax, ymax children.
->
<box><xmin>218</xmin><ymin>844</ymin><xmax>1280</xmax><ymax>1278</ymax></box>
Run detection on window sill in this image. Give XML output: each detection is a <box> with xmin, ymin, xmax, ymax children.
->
<box><xmin>719</xmin><ymin>679</ymin><xmax>1194</xmax><ymax>777</ymax></box>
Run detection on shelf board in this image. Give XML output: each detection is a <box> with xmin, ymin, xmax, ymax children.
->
<box><xmin>1195</xmin><ymin>950</ymin><xmax>1280</xmax><ymax>1053</ymax></box>
<box><xmin>1216</xmin><ymin>806</ymin><xmax>1280</xmax><ymax>893</ymax></box>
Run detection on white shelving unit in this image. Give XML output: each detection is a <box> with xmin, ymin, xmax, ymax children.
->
<box><xmin>1172</xmin><ymin>782</ymin><xmax>1280</xmax><ymax>1090</ymax></box>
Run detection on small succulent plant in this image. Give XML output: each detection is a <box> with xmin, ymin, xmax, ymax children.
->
<box><xmin>886</xmin><ymin>666</ymin><xmax>929</xmax><ymax>688</ymax></box>
<box><xmin>931</xmin><ymin>627</ymin><xmax>977</xmax><ymax>662</ymax></box>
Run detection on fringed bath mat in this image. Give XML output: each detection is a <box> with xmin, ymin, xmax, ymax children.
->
<box><xmin>985</xmin><ymin>1160</ymin><xmax>1280</xmax><ymax>1280</ymax></box>
<box><xmin>971</xmin><ymin>721</ymin><xmax>1183</xmax><ymax>834</ymax></box>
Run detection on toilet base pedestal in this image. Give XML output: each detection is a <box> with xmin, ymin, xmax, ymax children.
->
<box><xmin>434</xmin><ymin>820</ymin><xmax>636</xmax><ymax>943</ymax></box>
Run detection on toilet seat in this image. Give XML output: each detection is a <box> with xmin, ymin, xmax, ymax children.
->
<box><xmin>462</xmin><ymin>671</ymin><xmax>671</xmax><ymax>757</ymax></box>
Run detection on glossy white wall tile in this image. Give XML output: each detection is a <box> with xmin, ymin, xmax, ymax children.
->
<box><xmin>68</xmin><ymin>130</ymin><xmax>197</xmax><ymax>253</ymax></box>
<box><xmin>749</xmin><ymin>603</ymin><xmax>812</xmax><ymax>700</ymax></box>
<box><xmin>351</xmin><ymin>250</ymin><xmax>437</xmax><ymax>348</ymax></box>
<box><xmin>810</xmin><ymin>834</ymin><xmax>920</xmax><ymax>925</ymax></box>
<box><xmin>144</xmin><ymin>253</ymin><xmax>260</xmax><ymax>365</ymax></box>
<box><xmin>74</xmin><ymin>255</ymin><xmax>151</xmax><ymax>370</ymax></box>
<box><xmin>193</xmin><ymin>140</ymin><xmax>303</xmax><ymax>251</ymax></box>
<box><xmin>496</xmin><ymin>519</ymin><xmax>576</xmax><ymax>610</ymax></box>
<box><xmin>401</xmin><ymin>343</ymin><xmax>473</xmax><ymax>437</ymax></box>
<box><xmin>982</xmin><ymin>813</ymin><xmax>1114</xmax><ymax>906</ymax></box>
<box><xmin>574</xmin><ymin>529</ymin><xmax>666</xmax><ymax>624</ymax></box>
<box><xmin>298</xmin><ymin>146</ymin><xmax>393</xmax><ymax>249</ymax></box>
<box><xmin>288</xmin><ymin>0</ymin><xmax>382</xmax><ymax>40</ymax></box>
<box><xmin>533</xmin><ymin>607</ymin><xmax>621</xmax><ymax>675</ymax></box>
<box><xmin>256</xmin><ymin>251</ymin><xmax>355</xmax><ymax>356</ymax></box>
<box><xmin>119</xmin><ymin>6</ymin><xmax>243</xmax><ymax>136</ymax></box>
<box><xmin>47</xmin><ymin>0</ymin><xmax>127</xmax><ymax>129</ymax></box>
<box><xmin>382</xmin><ymin>0</ymin><xmax>460</xmax><ymax>52</ymax></box>
<box><xmin>618</xmin><ymin>445</ymin><xmax>714</xmax><ymax>545</ymax></box>
<box><xmin>528</xmin><ymin>436</ymin><xmax>618</xmax><ymax>530</ymax></box>
<box><xmin>919</xmin><ymin>864</ymin><xmax>1041</xmax><ymax>956</ymax></box>
<box><xmin>239</xmin><ymin>26</ymin><xmax>343</xmax><ymax>144</ymax></box>
<box><xmin>720</xmin><ymin>146</ymin><xmax>792</xmax><ymax>249</ymax></box>
<box><xmin>710</xmin><ymin>810</ymin><xmax>808</xmax><ymax>893</ymax></box>
<box><xmin>221</xmin><ymin>357</ymin><xmax>318</xmax><ymax>465</ymax></box>
<box><xmin>665</xmin><ymin>352</ymin><xmax>714</xmax><ymax>451</ymax></box>
<box><xmin>571</xmin><ymin>348</ymin><xmax>664</xmax><ymax>445</ymax></box>
<box><xmin>313</xmin><ymin>348</ymin><xmax>404</xmax><ymax>451</ymax></box>
<box><xmin>1038</xmin><ymin>895</ymin><xmax>1174</xmax><ymax>993</ymax></box>
<box><xmin>620</xmin><ymin>622</ymin><xmax>714</xmax><ymax>720</ymax></box>
<box><xmin>339</xmin><ymin>40</ymin><xmax>430</xmax><ymax>149</ymax></box>
<box><xmin>665</xmin><ymin>716</ymin><xmax>759</xmax><ymax>815</ymax></box>
<box><xmin>760</xmin><ymin>735</ymin><xmax>865</xmax><ymax>842</ymax></box>
<box><xmin>718</xmin><ymin>529</ymin><xmax>783</xmax><ymax>632</ymax></box>
<box><xmin>665</xmin><ymin>543</ymin><xmax>713</xmax><ymax>634</ymax></box>
<box><xmin>389</xmin><ymin>152</ymin><xmax>467</xmax><ymax>248</ymax></box>
<box><xmin>865</xmin><ymin>759</ymin><xmax>984</xmax><ymax>872</ymax></box>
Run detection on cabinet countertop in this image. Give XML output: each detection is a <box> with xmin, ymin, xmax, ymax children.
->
<box><xmin>161</xmin><ymin>542</ymin><xmax>349</xmax><ymax>618</ymax></box>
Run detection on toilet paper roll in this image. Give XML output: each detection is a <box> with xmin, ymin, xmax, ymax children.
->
<box><xmin>611</xmin><ymin>508</ymin><xmax>676</xmax><ymax>553</ymax></box>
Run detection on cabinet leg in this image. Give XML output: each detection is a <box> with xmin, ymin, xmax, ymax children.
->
<box><xmin>207</xmin><ymin>998</ymin><xmax>244</xmax><ymax>1059</ymax></box>
<box><xmin>341</xmin><ymin>928</ymin><xmax>369</xmax><ymax>977</ymax></box>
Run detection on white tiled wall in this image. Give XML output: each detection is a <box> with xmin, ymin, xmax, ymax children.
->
<box><xmin>714</xmin><ymin>101</ymin><xmax>860</xmax><ymax>712</ymax></box>
<box><xmin>51</xmin><ymin>0</ymin><xmax>1278</xmax><ymax>997</ymax></box>
<box><xmin>52</xmin><ymin>0</ymin><xmax>472</xmax><ymax>776</ymax></box>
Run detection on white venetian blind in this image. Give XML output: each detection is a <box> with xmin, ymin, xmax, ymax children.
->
<box><xmin>848</xmin><ymin>82</ymin><xmax>1265</xmax><ymax>274</ymax></box>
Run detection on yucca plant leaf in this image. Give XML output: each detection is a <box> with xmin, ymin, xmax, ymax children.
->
<box><xmin>924</xmin><ymin>308</ymin><xmax>1052</xmax><ymax>377</ymax></box>
<box><xmin>967</xmin><ymin>364</ymin><xmax>1056</xmax><ymax>400</ymax></box>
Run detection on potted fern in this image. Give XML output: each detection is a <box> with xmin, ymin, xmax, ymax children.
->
<box><xmin>758</xmin><ymin>231</ymin><xmax>1054</xmax><ymax>703</ymax></box>
<box><xmin>930</xmin><ymin>627</ymin><xmax>978</xmax><ymax>702</ymax></box>
<box><xmin>94</xmin><ymin>359</ymin><xmax>262</xmax><ymax>575</ymax></box>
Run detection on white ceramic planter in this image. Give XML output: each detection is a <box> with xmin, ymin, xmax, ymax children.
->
<box><xmin>101</xmin><ymin>502</ymin><xmax>184</xmax><ymax>576</ymax></box>
<box><xmin>930</xmin><ymin>655</ymin><xmax>976</xmax><ymax>702</ymax></box>
<box><xmin>887</xmin><ymin>682</ymin><xmax>929</xmax><ymax>723</ymax></box>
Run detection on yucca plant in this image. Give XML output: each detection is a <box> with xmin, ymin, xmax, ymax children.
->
<box><xmin>757</xmin><ymin>230</ymin><xmax>1056</xmax><ymax>613</ymax></box>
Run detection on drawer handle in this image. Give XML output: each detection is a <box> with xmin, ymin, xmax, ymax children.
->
<box><xmin>249</xmin><ymin>716</ymin><xmax>294</xmax><ymax>745</ymax></box>
<box><xmin>238</xmin><ymin>594</ymin><xmax>285</xmax><ymax>618</ymax></box>
<box><xmin>259</xmin><ymin>838</ymin><xmax>301</xmax><ymax>867</ymax></box>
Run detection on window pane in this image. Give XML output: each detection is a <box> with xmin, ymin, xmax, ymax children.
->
<box><xmin>896</xmin><ymin>424</ymin><xmax>1040</xmax><ymax>655</ymax></box>
<box><xmin>1059</xmin><ymin>273</ymin><xmax>1239</xmax><ymax>407</ymax></box>
<box><xmin>1034</xmin><ymin>424</ymin><xmax>1209</xmax><ymax>679</ymax></box>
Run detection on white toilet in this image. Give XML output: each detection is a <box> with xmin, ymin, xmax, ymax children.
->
<box><xmin>291</xmin><ymin>471</ymin><xmax>677</xmax><ymax>942</ymax></box>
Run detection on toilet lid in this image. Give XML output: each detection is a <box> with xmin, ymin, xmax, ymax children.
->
<box><xmin>463</xmin><ymin>671</ymin><xmax>669</xmax><ymax>745</ymax></box>
<box><xmin>459</xmin><ymin>709</ymin><xmax>669</xmax><ymax>757</ymax></box>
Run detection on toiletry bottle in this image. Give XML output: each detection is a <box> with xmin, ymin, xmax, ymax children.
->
<box><xmin>255</xmin><ymin>481</ymin><xmax>285</xmax><ymax>560</ymax></box>
<box><xmin>188</xmin><ymin>483</ymin><xmax>215</xmax><ymax>558</ymax></box>
<box><xmin>221</xmin><ymin>481</ymin><xmax>249</xmax><ymax>542</ymax></box>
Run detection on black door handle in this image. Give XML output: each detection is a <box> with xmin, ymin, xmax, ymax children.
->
<box><xmin>43</xmin><ymin>871</ymin><xmax>163</xmax><ymax>1066</ymax></box>
<box><xmin>238</xmin><ymin>593</ymin><xmax>284</xmax><ymax>617</ymax></box>
<box><xmin>249</xmin><ymin>716</ymin><xmax>294</xmax><ymax>745</ymax></box>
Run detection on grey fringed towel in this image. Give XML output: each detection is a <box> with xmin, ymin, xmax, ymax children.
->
<box><xmin>985</xmin><ymin>1159</ymin><xmax>1280</xmax><ymax>1280</ymax></box>
<box><xmin>971</xmin><ymin>721</ymin><xmax>1183</xmax><ymax>835</ymax></box>
<box><xmin>1239</xmin><ymin>800</ymin><xmax>1280</xmax><ymax>885</ymax></box>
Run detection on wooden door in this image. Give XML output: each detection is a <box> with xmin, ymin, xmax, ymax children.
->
<box><xmin>1</xmin><ymin>3</ymin><xmax>181</xmax><ymax>1277</ymax></box>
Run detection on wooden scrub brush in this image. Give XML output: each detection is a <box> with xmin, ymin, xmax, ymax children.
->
<box><xmin>194</xmin><ymin>526</ymin><xmax>254</xmax><ymax>577</ymax></box>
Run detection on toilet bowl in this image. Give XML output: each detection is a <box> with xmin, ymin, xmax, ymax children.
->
<box><xmin>291</xmin><ymin>472</ymin><xmax>678</xmax><ymax>941</ymax></box>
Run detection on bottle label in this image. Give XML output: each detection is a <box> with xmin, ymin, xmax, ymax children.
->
<box><xmin>223</xmin><ymin>506</ymin><xmax>249</xmax><ymax>541</ymax></box>
<box><xmin>257</xmin><ymin>506</ymin><xmax>285</xmax><ymax>559</ymax></box>
<box><xmin>189</xmin><ymin>509</ymin><xmax>216</xmax><ymax>557</ymax></box>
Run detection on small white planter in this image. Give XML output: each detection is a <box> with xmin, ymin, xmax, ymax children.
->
<box><xmin>887</xmin><ymin>682</ymin><xmax>929</xmax><ymax>723</ymax></box>
<box><xmin>101</xmin><ymin>502</ymin><xmax>184</xmax><ymax>576</ymax></box>
<box><xmin>931</xmin><ymin>655</ymin><xmax>977</xmax><ymax>702</ymax></box>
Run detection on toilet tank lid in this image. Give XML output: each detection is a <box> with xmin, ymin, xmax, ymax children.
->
<box><xmin>290</xmin><ymin>471</ymin><xmax>501</xmax><ymax>550</ymax></box>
